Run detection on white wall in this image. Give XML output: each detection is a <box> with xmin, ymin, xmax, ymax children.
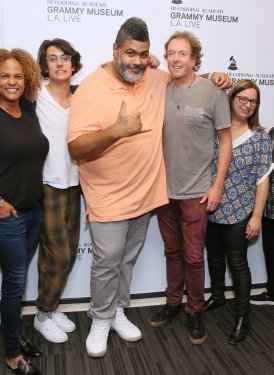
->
<box><xmin>1</xmin><ymin>0</ymin><xmax>273</xmax><ymax>301</ymax></box>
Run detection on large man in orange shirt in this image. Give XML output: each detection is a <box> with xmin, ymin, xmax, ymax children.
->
<box><xmin>68</xmin><ymin>18</ymin><xmax>169</xmax><ymax>358</ymax></box>
<box><xmin>68</xmin><ymin>17</ymin><xmax>230</xmax><ymax>358</ymax></box>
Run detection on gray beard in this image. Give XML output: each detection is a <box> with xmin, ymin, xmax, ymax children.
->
<box><xmin>116</xmin><ymin>56</ymin><xmax>146</xmax><ymax>83</ymax></box>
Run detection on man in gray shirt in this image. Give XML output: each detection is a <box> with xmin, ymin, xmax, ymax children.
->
<box><xmin>149</xmin><ymin>31</ymin><xmax>232</xmax><ymax>344</ymax></box>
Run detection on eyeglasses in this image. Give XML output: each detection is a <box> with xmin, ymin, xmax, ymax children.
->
<box><xmin>235</xmin><ymin>95</ymin><xmax>258</xmax><ymax>107</ymax></box>
<box><xmin>46</xmin><ymin>55</ymin><xmax>72</xmax><ymax>64</ymax></box>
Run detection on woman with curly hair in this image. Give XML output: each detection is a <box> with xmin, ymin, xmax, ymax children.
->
<box><xmin>204</xmin><ymin>80</ymin><xmax>274</xmax><ymax>344</ymax></box>
<box><xmin>0</xmin><ymin>48</ymin><xmax>49</xmax><ymax>374</ymax></box>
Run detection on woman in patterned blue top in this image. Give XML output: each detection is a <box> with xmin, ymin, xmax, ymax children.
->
<box><xmin>204</xmin><ymin>80</ymin><xmax>274</xmax><ymax>344</ymax></box>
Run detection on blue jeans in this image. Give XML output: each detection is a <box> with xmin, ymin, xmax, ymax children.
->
<box><xmin>0</xmin><ymin>207</ymin><xmax>43</xmax><ymax>358</ymax></box>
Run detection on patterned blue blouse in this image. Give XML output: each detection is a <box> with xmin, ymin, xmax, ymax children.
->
<box><xmin>209</xmin><ymin>129</ymin><xmax>274</xmax><ymax>225</ymax></box>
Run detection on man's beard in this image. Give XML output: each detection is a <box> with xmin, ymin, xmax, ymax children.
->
<box><xmin>116</xmin><ymin>55</ymin><xmax>146</xmax><ymax>83</ymax></box>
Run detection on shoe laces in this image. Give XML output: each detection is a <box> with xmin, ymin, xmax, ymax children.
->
<box><xmin>45</xmin><ymin>318</ymin><xmax>63</xmax><ymax>333</ymax></box>
<box><xmin>114</xmin><ymin>308</ymin><xmax>130</xmax><ymax>326</ymax></box>
<box><xmin>53</xmin><ymin>311</ymin><xmax>67</xmax><ymax>319</ymax></box>
<box><xmin>190</xmin><ymin>314</ymin><xmax>202</xmax><ymax>329</ymax></box>
<box><xmin>91</xmin><ymin>320</ymin><xmax>110</xmax><ymax>337</ymax></box>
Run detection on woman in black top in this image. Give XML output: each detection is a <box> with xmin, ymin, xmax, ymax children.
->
<box><xmin>0</xmin><ymin>48</ymin><xmax>49</xmax><ymax>375</ymax></box>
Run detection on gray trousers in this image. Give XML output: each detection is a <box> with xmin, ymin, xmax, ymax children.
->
<box><xmin>89</xmin><ymin>213</ymin><xmax>150</xmax><ymax>319</ymax></box>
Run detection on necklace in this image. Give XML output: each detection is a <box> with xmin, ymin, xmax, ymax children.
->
<box><xmin>171</xmin><ymin>75</ymin><xmax>196</xmax><ymax>110</ymax></box>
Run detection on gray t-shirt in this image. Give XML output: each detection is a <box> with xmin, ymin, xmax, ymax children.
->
<box><xmin>163</xmin><ymin>76</ymin><xmax>231</xmax><ymax>199</ymax></box>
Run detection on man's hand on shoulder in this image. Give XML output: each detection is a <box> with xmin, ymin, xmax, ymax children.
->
<box><xmin>148</xmin><ymin>53</ymin><xmax>160</xmax><ymax>69</ymax></box>
<box><xmin>210</xmin><ymin>72</ymin><xmax>233</xmax><ymax>89</ymax></box>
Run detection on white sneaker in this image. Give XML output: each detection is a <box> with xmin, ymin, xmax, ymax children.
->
<box><xmin>86</xmin><ymin>318</ymin><xmax>111</xmax><ymax>357</ymax></box>
<box><xmin>52</xmin><ymin>311</ymin><xmax>76</xmax><ymax>332</ymax></box>
<box><xmin>34</xmin><ymin>315</ymin><xmax>68</xmax><ymax>343</ymax></box>
<box><xmin>111</xmin><ymin>307</ymin><xmax>142</xmax><ymax>342</ymax></box>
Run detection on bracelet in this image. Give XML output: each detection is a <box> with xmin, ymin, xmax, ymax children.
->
<box><xmin>0</xmin><ymin>198</ymin><xmax>5</xmax><ymax>207</ymax></box>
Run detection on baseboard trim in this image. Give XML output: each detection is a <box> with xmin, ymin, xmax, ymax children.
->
<box><xmin>21</xmin><ymin>287</ymin><xmax>266</xmax><ymax>315</ymax></box>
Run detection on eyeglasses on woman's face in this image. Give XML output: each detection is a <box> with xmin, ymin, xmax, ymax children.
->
<box><xmin>235</xmin><ymin>95</ymin><xmax>258</xmax><ymax>107</ymax></box>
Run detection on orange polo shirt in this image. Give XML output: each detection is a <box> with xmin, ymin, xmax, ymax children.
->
<box><xmin>68</xmin><ymin>64</ymin><xmax>169</xmax><ymax>222</ymax></box>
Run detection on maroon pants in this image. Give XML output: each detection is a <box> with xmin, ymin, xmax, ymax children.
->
<box><xmin>157</xmin><ymin>198</ymin><xmax>208</xmax><ymax>314</ymax></box>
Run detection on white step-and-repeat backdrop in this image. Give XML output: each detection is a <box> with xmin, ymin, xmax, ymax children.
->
<box><xmin>1</xmin><ymin>0</ymin><xmax>274</xmax><ymax>302</ymax></box>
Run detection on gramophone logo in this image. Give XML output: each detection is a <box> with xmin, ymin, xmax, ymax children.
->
<box><xmin>172</xmin><ymin>0</ymin><xmax>182</xmax><ymax>4</ymax></box>
<box><xmin>228</xmin><ymin>56</ymin><xmax>238</xmax><ymax>71</ymax></box>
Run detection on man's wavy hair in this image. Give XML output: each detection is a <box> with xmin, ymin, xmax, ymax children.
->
<box><xmin>164</xmin><ymin>31</ymin><xmax>203</xmax><ymax>71</ymax></box>
<box><xmin>38</xmin><ymin>38</ymin><xmax>82</xmax><ymax>78</ymax></box>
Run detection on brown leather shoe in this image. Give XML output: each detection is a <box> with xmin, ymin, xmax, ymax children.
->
<box><xmin>6</xmin><ymin>356</ymin><xmax>41</xmax><ymax>374</ymax></box>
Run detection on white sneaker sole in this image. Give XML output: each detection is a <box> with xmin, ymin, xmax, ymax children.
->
<box><xmin>111</xmin><ymin>327</ymin><xmax>142</xmax><ymax>342</ymax></box>
<box><xmin>86</xmin><ymin>348</ymin><xmax>106</xmax><ymax>358</ymax></box>
<box><xmin>35</xmin><ymin>329</ymin><xmax>68</xmax><ymax>343</ymax></box>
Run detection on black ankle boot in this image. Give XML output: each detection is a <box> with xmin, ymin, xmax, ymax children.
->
<box><xmin>203</xmin><ymin>295</ymin><xmax>226</xmax><ymax>312</ymax></box>
<box><xmin>148</xmin><ymin>304</ymin><xmax>181</xmax><ymax>327</ymax></box>
<box><xmin>229</xmin><ymin>315</ymin><xmax>249</xmax><ymax>344</ymax></box>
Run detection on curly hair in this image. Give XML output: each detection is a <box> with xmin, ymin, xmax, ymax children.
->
<box><xmin>0</xmin><ymin>48</ymin><xmax>40</xmax><ymax>102</ymax></box>
<box><xmin>37</xmin><ymin>38</ymin><xmax>82</xmax><ymax>78</ymax></box>
<box><xmin>115</xmin><ymin>17</ymin><xmax>149</xmax><ymax>47</ymax></box>
<box><xmin>228</xmin><ymin>79</ymin><xmax>261</xmax><ymax>131</ymax></box>
<box><xmin>164</xmin><ymin>31</ymin><xmax>203</xmax><ymax>71</ymax></box>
